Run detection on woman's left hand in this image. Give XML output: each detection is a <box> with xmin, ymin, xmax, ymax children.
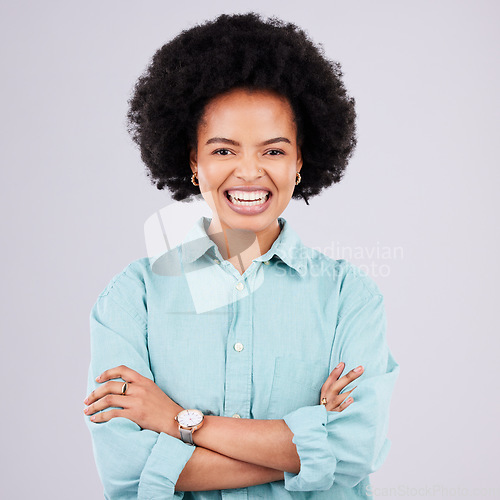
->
<box><xmin>84</xmin><ymin>365</ymin><xmax>183</xmax><ymax>438</ymax></box>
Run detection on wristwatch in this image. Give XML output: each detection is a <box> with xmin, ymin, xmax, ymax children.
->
<box><xmin>174</xmin><ymin>409</ymin><xmax>205</xmax><ymax>445</ymax></box>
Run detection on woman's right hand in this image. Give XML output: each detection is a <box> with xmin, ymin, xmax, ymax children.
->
<box><xmin>319</xmin><ymin>362</ymin><xmax>363</xmax><ymax>412</ymax></box>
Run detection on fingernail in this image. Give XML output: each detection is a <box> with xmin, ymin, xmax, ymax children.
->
<box><xmin>95</xmin><ymin>376</ymin><xmax>101</xmax><ymax>382</ymax></box>
<box><xmin>90</xmin><ymin>415</ymin><xmax>96</xmax><ymax>421</ymax></box>
<box><xmin>84</xmin><ymin>398</ymin><xmax>89</xmax><ymax>405</ymax></box>
<box><xmin>84</xmin><ymin>407</ymin><xmax>89</xmax><ymax>414</ymax></box>
<box><xmin>354</xmin><ymin>366</ymin><xmax>363</xmax><ymax>372</ymax></box>
<box><xmin>335</xmin><ymin>362</ymin><xmax>343</xmax><ymax>369</ymax></box>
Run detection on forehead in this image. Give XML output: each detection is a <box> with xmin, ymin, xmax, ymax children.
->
<box><xmin>199</xmin><ymin>88</ymin><xmax>296</xmax><ymax>132</ymax></box>
<box><xmin>208</xmin><ymin>87</ymin><xmax>290</xmax><ymax>105</ymax></box>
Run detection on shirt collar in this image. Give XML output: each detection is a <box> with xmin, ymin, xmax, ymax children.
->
<box><xmin>181</xmin><ymin>216</ymin><xmax>308</xmax><ymax>276</ymax></box>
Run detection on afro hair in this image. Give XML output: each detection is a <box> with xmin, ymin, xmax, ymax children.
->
<box><xmin>126</xmin><ymin>12</ymin><xmax>357</xmax><ymax>205</ymax></box>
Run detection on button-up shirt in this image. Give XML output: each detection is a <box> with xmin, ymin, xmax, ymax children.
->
<box><xmin>85</xmin><ymin>216</ymin><xmax>400</xmax><ymax>499</ymax></box>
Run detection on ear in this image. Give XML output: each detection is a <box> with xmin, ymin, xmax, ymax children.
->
<box><xmin>296</xmin><ymin>146</ymin><xmax>303</xmax><ymax>173</ymax></box>
<box><xmin>189</xmin><ymin>148</ymin><xmax>198</xmax><ymax>174</ymax></box>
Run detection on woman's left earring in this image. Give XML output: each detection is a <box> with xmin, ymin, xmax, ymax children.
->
<box><xmin>191</xmin><ymin>172</ymin><xmax>199</xmax><ymax>186</ymax></box>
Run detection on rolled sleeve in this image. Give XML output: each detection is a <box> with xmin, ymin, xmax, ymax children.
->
<box><xmin>138</xmin><ymin>432</ymin><xmax>196</xmax><ymax>499</ymax></box>
<box><xmin>282</xmin><ymin>267</ymin><xmax>400</xmax><ymax>492</ymax></box>
<box><xmin>282</xmin><ymin>405</ymin><xmax>336</xmax><ymax>491</ymax></box>
<box><xmin>85</xmin><ymin>264</ymin><xmax>195</xmax><ymax>499</ymax></box>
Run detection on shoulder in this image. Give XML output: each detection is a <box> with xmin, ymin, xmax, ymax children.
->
<box><xmin>93</xmin><ymin>258</ymin><xmax>153</xmax><ymax>328</ymax></box>
<box><xmin>306</xmin><ymin>247</ymin><xmax>382</xmax><ymax>295</ymax></box>
<box><xmin>331</xmin><ymin>259</ymin><xmax>384</xmax><ymax>322</ymax></box>
<box><xmin>97</xmin><ymin>257</ymin><xmax>151</xmax><ymax>298</ymax></box>
<box><xmin>305</xmin><ymin>247</ymin><xmax>383</xmax><ymax>313</ymax></box>
<box><xmin>335</xmin><ymin>259</ymin><xmax>383</xmax><ymax>299</ymax></box>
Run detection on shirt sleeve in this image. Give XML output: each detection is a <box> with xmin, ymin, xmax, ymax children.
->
<box><xmin>84</xmin><ymin>263</ymin><xmax>196</xmax><ymax>499</ymax></box>
<box><xmin>282</xmin><ymin>264</ymin><xmax>400</xmax><ymax>492</ymax></box>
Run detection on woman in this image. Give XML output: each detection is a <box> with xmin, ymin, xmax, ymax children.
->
<box><xmin>84</xmin><ymin>12</ymin><xmax>399</xmax><ymax>499</ymax></box>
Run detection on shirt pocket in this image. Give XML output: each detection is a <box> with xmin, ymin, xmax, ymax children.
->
<box><xmin>266</xmin><ymin>356</ymin><xmax>326</xmax><ymax>419</ymax></box>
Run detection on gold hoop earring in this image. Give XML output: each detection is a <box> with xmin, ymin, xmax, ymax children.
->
<box><xmin>191</xmin><ymin>172</ymin><xmax>199</xmax><ymax>186</ymax></box>
<box><xmin>295</xmin><ymin>172</ymin><xmax>301</xmax><ymax>185</ymax></box>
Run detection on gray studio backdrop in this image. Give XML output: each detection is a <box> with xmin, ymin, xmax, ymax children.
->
<box><xmin>1</xmin><ymin>1</ymin><xmax>498</xmax><ymax>498</ymax></box>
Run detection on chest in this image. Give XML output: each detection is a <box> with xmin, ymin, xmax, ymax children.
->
<box><xmin>145</xmin><ymin>265</ymin><xmax>338</xmax><ymax>419</ymax></box>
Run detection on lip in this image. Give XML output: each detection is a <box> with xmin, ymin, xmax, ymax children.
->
<box><xmin>224</xmin><ymin>185</ymin><xmax>272</xmax><ymax>193</ymax></box>
<box><xmin>223</xmin><ymin>189</ymin><xmax>273</xmax><ymax>215</ymax></box>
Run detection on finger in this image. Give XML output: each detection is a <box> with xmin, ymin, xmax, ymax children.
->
<box><xmin>84</xmin><ymin>394</ymin><xmax>128</xmax><ymax>417</ymax></box>
<box><xmin>333</xmin><ymin>386</ymin><xmax>357</xmax><ymax>401</ymax></box>
<box><xmin>321</xmin><ymin>362</ymin><xmax>345</xmax><ymax>393</ymax></box>
<box><xmin>330</xmin><ymin>365</ymin><xmax>363</xmax><ymax>393</ymax></box>
<box><xmin>84</xmin><ymin>381</ymin><xmax>126</xmax><ymax>406</ymax></box>
<box><xmin>96</xmin><ymin>365</ymin><xmax>140</xmax><ymax>384</ymax></box>
<box><xmin>335</xmin><ymin>396</ymin><xmax>354</xmax><ymax>412</ymax></box>
<box><xmin>323</xmin><ymin>385</ymin><xmax>357</xmax><ymax>411</ymax></box>
<box><xmin>88</xmin><ymin>408</ymin><xmax>128</xmax><ymax>423</ymax></box>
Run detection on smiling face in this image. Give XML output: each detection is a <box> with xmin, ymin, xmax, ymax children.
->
<box><xmin>189</xmin><ymin>87</ymin><xmax>303</xmax><ymax>237</ymax></box>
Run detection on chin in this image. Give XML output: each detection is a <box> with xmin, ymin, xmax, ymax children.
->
<box><xmin>225</xmin><ymin>213</ymin><xmax>278</xmax><ymax>232</ymax></box>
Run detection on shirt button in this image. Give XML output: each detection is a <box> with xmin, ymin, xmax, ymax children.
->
<box><xmin>213</xmin><ymin>258</ymin><xmax>220</xmax><ymax>265</ymax></box>
<box><xmin>232</xmin><ymin>413</ymin><xmax>241</xmax><ymax>418</ymax></box>
<box><xmin>234</xmin><ymin>342</ymin><xmax>244</xmax><ymax>352</ymax></box>
<box><xmin>263</xmin><ymin>260</ymin><xmax>270</xmax><ymax>265</ymax></box>
<box><xmin>235</xmin><ymin>282</ymin><xmax>244</xmax><ymax>291</ymax></box>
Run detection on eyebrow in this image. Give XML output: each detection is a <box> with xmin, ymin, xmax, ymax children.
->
<box><xmin>205</xmin><ymin>137</ymin><xmax>292</xmax><ymax>147</ymax></box>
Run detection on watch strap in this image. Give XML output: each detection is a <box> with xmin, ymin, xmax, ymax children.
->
<box><xmin>179</xmin><ymin>427</ymin><xmax>195</xmax><ymax>446</ymax></box>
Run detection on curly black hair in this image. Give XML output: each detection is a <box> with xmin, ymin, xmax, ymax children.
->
<box><xmin>126</xmin><ymin>12</ymin><xmax>357</xmax><ymax>205</ymax></box>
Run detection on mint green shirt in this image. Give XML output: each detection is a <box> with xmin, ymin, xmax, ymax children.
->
<box><xmin>85</xmin><ymin>216</ymin><xmax>400</xmax><ymax>499</ymax></box>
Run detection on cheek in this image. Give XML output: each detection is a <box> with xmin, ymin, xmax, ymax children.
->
<box><xmin>276</xmin><ymin>171</ymin><xmax>297</xmax><ymax>191</ymax></box>
<box><xmin>198</xmin><ymin>163</ymin><xmax>223</xmax><ymax>188</ymax></box>
<box><xmin>197</xmin><ymin>167</ymin><xmax>229</xmax><ymax>202</ymax></box>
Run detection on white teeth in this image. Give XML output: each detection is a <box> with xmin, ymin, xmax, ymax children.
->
<box><xmin>227</xmin><ymin>190</ymin><xmax>270</xmax><ymax>201</ymax></box>
<box><xmin>227</xmin><ymin>191</ymin><xmax>270</xmax><ymax>206</ymax></box>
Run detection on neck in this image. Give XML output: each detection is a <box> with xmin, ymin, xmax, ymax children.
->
<box><xmin>206</xmin><ymin>217</ymin><xmax>281</xmax><ymax>272</ymax></box>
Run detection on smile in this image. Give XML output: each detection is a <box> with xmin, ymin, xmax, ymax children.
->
<box><xmin>225</xmin><ymin>190</ymin><xmax>270</xmax><ymax>205</ymax></box>
<box><xmin>223</xmin><ymin>189</ymin><xmax>273</xmax><ymax>215</ymax></box>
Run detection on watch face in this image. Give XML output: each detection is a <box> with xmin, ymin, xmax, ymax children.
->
<box><xmin>178</xmin><ymin>409</ymin><xmax>203</xmax><ymax>427</ymax></box>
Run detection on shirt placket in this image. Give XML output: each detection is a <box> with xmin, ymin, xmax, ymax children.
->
<box><xmin>220</xmin><ymin>262</ymin><xmax>258</xmax><ymax>500</ymax></box>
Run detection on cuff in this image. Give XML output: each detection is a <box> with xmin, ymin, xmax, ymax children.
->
<box><xmin>282</xmin><ymin>404</ymin><xmax>337</xmax><ymax>491</ymax></box>
<box><xmin>138</xmin><ymin>431</ymin><xmax>196</xmax><ymax>499</ymax></box>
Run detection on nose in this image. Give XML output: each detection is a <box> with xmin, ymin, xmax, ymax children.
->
<box><xmin>233</xmin><ymin>156</ymin><xmax>264</xmax><ymax>181</ymax></box>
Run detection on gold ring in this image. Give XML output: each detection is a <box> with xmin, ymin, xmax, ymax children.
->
<box><xmin>320</xmin><ymin>397</ymin><xmax>327</xmax><ymax>405</ymax></box>
<box><xmin>121</xmin><ymin>382</ymin><xmax>128</xmax><ymax>395</ymax></box>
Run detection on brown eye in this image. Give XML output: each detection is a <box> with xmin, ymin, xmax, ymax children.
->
<box><xmin>213</xmin><ymin>149</ymin><xmax>232</xmax><ymax>156</ymax></box>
